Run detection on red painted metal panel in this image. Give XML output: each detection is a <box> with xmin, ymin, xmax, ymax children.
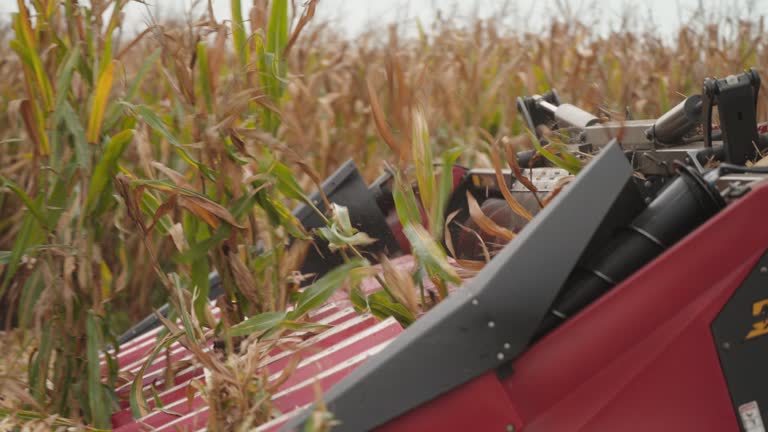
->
<box><xmin>262</xmin><ymin>313</ymin><xmax>377</xmax><ymax>374</ymax></box>
<box><xmin>497</xmin><ymin>184</ymin><xmax>768</xmax><ymax>431</ymax></box>
<box><xmin>112</xmin><ymin>310</ymin><xmax>362</xmax><ymax>410</ymax></box>
<box><xmin>107</xmin><ymin>307</ymin><xmax>223</xmax><ymax>371</ymax></box>
<box><xmin>276</xmin><ymin>319</ymin><xmax>403</xmax><ymax>390</ymax></box>
<box><xmin>113</xmin><ymin>317</ymin><xmax>402</xmax><ymax>429</ymax></box>
<box><xmin>378</xmin><ymin>371</ymin><xmax>524</xmax><ymax>432</ymax></box>
<box><xmin>153</xmin><ymin>342</ymin><xmax>395</xmax><ymax>432</ymax></box>
<box><xmin>369</xmin><ymin>183</ymin><xmax>768</xmax><ymax>432</ymax></box>
<box><xmin>113</xmin><ymin>307</ymin><xmax>361</xmax><ymax>406</ymax></box>
<box><xmin>111</xmin><ymin>299</ymin><xmax>402</xmax><ymax>432</ymax></box>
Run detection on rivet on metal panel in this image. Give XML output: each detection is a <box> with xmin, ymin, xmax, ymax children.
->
<box><xmin>488</xmin><ymin>321</ymin><xmax>496</xmax><ymax>328</ymax></box>
<box><xmin>760</xmin><ymin>266</ymin><xmax>768</xmax><ymax>274</ymax></box>
<box><xmin>503</xmin><ymin>342</ymin><xmax>511</xmax><ymax>350</ymax></box>
<box><xmin>472</xmin><ymin>299</ymin><xmax>479</xmax><ymax>306</ymax></box>
<box><xmin>497</xmin><ymin>352</ymin><xmax>504</xmax><ymax>360</ymax></box>
<box><xmin>506</xmin><ymin>424</ymin><xmax>516</xmax><ymax>432</ymax></box>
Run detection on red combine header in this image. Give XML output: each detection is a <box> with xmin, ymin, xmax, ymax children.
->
<box><xmin>114</xmin><ymin>69</ymin><xmax>768</xmax><ymax>432</ymax></box>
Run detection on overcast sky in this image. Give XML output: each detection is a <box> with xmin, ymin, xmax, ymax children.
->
<box><xmin>1</xmin><ymin>0</ymin><xmax>765</xmax><ymax>38</ymax></box>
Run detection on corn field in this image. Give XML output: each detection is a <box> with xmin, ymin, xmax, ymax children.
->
<box><xmin>0</xmin><ymin>0</ymin><xmax>766</xmax><ymax>429</ymax></box>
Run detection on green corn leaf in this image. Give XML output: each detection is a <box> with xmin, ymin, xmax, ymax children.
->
<box><xmin>554</xmin><ymin>143</ymin><xmax>583</xmax><ymax>172</ymax></box>
<box><xmin>231</xmin><ymin>0</ymin><xmax>248</xmax><ymax>66</ymax></box>
<box><xmin>50</xmin><ymin>45</ymin><xmax>81</xmax><ymax>163</ymax></box>
<box><xmin>229</xmin><ymin>311</ymin><xmax>288</xmax><ymax>337</ymax></box>
<box><xmin>196</xmin><ymin>42</ymin><xmax>214</xmax><ymax>113</ymax></box>
<box><xmin>270</xmin><ymin>160</ymin><xmax>314</xmax><ymax>204</ymax></box>
<box><xmin>190</xmin><ymin>221</ymin><xmax>211</xmax><ymax>321</ymax></box>
<box><xmin>83</xmin><ymin>8</ymin><xmax>97</xmax><ymax>82</ymax></box>
<box><xmin>52</xmin><ymin>353</ymin><xmax>74</xmax><ymax>415</ymax></box>
<box><xmin>263</xmin><ymin>157</ymin><xmax>327</xmax><ymax>222</ymax></box>
<box><xmin>159</xmin><ymin>292</ymin><xmax>201</xmax><ymax>360</ymax></box>
<box><xmin>349</xmin><ymin>286</ymin><xmax>369</xmax><ymax>314</ymax></box>
<box><xmin>17</xmin><ymin>267</ymin><xmax>43</xmax><ymax>329</ymax></box>
<box><xmin>316</xmin><ymin>226</ymin><xmax>377</xmax><ymax>252</ymax></box>
<box><xmin>129</xmin><ymin>331</ymin><xmax>184</xmax><ymax>418</ymax></box>
<box><xmin>277</xmin><ymin>320</ymin><xmax>332</xmax><ymax>332</ymax></box>
<box><xmin>139</xmin><ymin>190</ymin><xmax>174</xmax><ymax>235</ymax></box>
<box><xmin>75</xmin><ymin>45</ymin><xmax>95</xmax><ymax>88</ymax></box>
<box><xmin>316</xmin><ymin>203</ymin><xmax>377</xmax><ymax>251</ymax></box>
<box><xmin>229</xmin><ymin>188</ymin><xmax>260</xmax><ymax>220</ymax></box>
<box><xmin>257</xmin><ymin>50</ymin><xmax>277</xmax><ymax>131</ymax></box>
<box><xmin>28</xmin><ymin>320</ymin><xmax>53</xmax><ymax>404</ymax></box>
<box><xmin>658</xmin><ymin>77</ymin><xmax>671</xmax><ymax>113</ymax></box>
<box><xmin>86</xmin><ymin>311</ymin><xmax>111</xmax><ymax>429</ymax></box>
<box><xmin>259</xmin><ymin>0</ymin><xmax>288</xmax><ymax>132</ymax></box>
<box><xmin>0</xmin><ymin>176</ymin><xmax>48</xmax><ymax>229</ymax></box>
<box><xmin>60</xmin><ymin>100</ymin><xmax>90</xmax><ymax>168</ymax></box>
<box><xmin>174</xmin><ymin>225</ymin><xmax>231</xmax><ymax>264</ymax></box>
<box><xmin>131</xmin><ymin>104</ymin><xmax>180</xmax><ymax>146</ymax></box>
<box><xmin>87</xmin><ymin>129</ymin><xmax>134</xmax><ymax>212</ymax></box>
<box><xmin>0</xmin><ymin>208</ymin><xmax>43</xmax><ymax>297</ymax></box>
<box><xmin>403</xmin><ymin>223</ymin><xmax>460</xmax><ymax>285</ymax></box>
<box><xmin>255</xmin><ymin>189</ymin><xmax>308</xmax><ymax>239</ymax></box>
<box><xmin>432</xmin><ymin>147</ymin><xmax>463</xmax><ymax>240</ymax></box>
<box><xmin>100</xmin><ymin>2</ymin><xmax>125</xmax><ymax>77</ymax></box>
<box><xmin>0</xmin><ymin>409</ymin><xmax>92</xmax><ymax>429</ymax></box>
<box><xmin>266</xmin><ymin>0</ymin><xmax>288</xmax><ymax>79</ymax></box>
<box><xmin>0</xmin><ymin>246</ymin><xmax>73</xmax><ymax>266</ymax></box>
<box><xmin>129</xmin><ymin>103</ymin><xmax>215</xmax><ymax>180</ymax></box>
<box><xmin>46</xmin><ymin>162</ymin><xmax>77</xmax><ymax>229</ymax></box>
<box><xmin>415</xmin><ymin>17</ymin><xmax>427</xmax><ymax>44</ymax></box>
<box><xmin>9</xmin><ymin>38</ymin><xmax>54</xmax><ymax>112</ymax></box>
<box><xmin>87</xmin><ymin>60</ymin><xmax>115</xmax><ymax>144</ymax></box>
<box><xmin>53</xmin><ymin>45</ymin><xmax>80</xmax><ymax>114</ymax></box>
<box><xmin>12</xmin><ymin>7</ymin><xmax>34</xmax><ymax>49</ymax></box>
<box><xmin>532</xmin><ymin>64</ymin><xmax>550</xmax><ymax>95</ymax></box>
<box><xmin>224</xmin><ymin>136</ymin><xmax>249</xmax><ymax>165</ymax></box>
<box><xmin>392</xmin><ymin>171</ymin><xmax>422</xmax><ymax>228</ymax></box>
<box><xmin>288</xmin><ymin>258</ymin><xmax>370</xmax><ymax>320</ymax></box>
<box><xmin>412</xmin><ymin>108</ymin><xmax>434</xmax><ymax>225</ymax></box>
<box><xmin>103</xmin><ymin>345</ymin><xmax>119</xmax><ymax>389</ymax></box>
<box><xmin>368</xmin><ymin>290</ymin><xmax>415</xmax><ymax>327</ymax></box>
<box><xmin>104</xmin><ymin>48</ymin><xmax>161</xmax><ymax>131</ymax></box>
<box><xmin>172</xmin><ymin>274</ymin><xmax>204</xmax><ymax>342</ymax></box>
<box><xmin>526</xmin><ymin>129</ymin><xmax>582</xmax><ymax>175</ymax></box>
<box><xmin>131</xmin><ymin>179</ymin><xmax>219</xmax><ymax>203</ymax></box>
